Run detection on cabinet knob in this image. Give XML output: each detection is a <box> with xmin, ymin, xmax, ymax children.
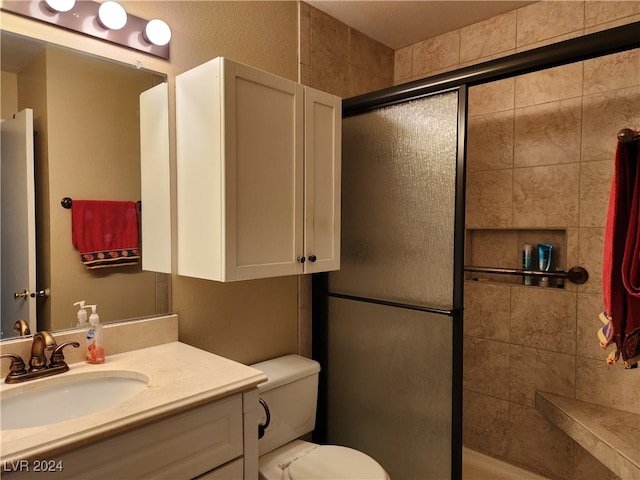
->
<box><xmin>297</xmin><ymin>256</ymin><xmax>306</xmax><ymax>263</ymax></box>
<box><xmin>308</xmin><ymin>255</ymin><xmax>317</xmax><ymax>263</ymax></box>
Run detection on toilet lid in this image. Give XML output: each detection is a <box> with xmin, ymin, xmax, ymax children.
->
<box><xmin>286</xmin><ymin>445</ymin><xmax>387</xmax><ymax>480</ymax></box>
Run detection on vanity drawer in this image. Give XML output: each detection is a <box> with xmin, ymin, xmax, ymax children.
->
<box><xmin>49</xmin><ymin>394</ymin><xmax>243</xmax><ymax>479</ymax></box>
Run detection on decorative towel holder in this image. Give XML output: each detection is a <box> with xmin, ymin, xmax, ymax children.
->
<box><xmin>617</xmin><ymin>128</ymin><xmax>639</xmax><ymax>143</ymax></box>
<box><xmin>61</xmin><ymin>197</ymin><xmax>141</xmax><ymax>209</ymax></box>
<box><xmin>464</xmin><ymin>265</ymin><xmax>589</xmax><ymax>285</ymax></box>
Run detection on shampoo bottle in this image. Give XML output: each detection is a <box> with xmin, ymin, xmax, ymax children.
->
<box><xmin>73</xmin><ymin>300</ymin><xmax>88</xmax><ymax>328</ymax></box>
<box><xmin>522</xmin><ymin>245</ymin><xmax>533</xmax><ymax>285</ymax></box>
<box><xmin>85</xmin><ymin>305</ymin><xmax>105</xmax><ymax>364</ymax></box>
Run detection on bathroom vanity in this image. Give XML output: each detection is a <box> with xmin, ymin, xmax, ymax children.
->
<box><xmin>0</xmin><ymin>342</ymin><xmax>267</xmax><ymax>479</ymax></box>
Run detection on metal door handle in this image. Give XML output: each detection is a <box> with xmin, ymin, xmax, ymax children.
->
<box><xmin>30</xmin><ymin>289</ymin><xmax>49</xmax><ymax>298</ymax></box>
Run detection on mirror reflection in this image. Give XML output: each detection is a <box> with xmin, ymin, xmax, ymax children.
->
<box><xmin>1</xmin><ymin>31</ymin><xmax>170</xmax><ymax>340</ymax></box>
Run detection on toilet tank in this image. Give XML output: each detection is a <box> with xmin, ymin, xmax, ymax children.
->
<box><xmin>251</xmin><ymin>355</ymin><xmax>321</xmax><ymax>455</ymax></box>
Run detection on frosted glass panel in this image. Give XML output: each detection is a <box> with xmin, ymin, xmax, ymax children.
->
<box><xmin>329</xmin><ymin>91</ymin><xmax>459</xmax><ymax>310</ymax></box>
<box><xmin>326</xmin><ymin>297</ymin><xmax>453</xmax><ymax>480</ymax></box>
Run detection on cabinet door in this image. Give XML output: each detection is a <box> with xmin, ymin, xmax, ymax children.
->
<box><xmin>304</xmin><ymin>88</ymin><xmax>341</xmax><ymax>273</ymax></box>
<box><xmin>176</xmin><ymin>57</ymin><xmax>304</xmax><ymax>282</ymax></box>
<box><xmin>227</xmin><ymin>62</ymin><xmax>305</xmax><ymax>280</ymax></box>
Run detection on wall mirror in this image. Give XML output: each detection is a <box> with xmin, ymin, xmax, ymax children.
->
<box><xmin>1</xmin><ymin>29</ymin><xmax>171</xmax><ymax>340</ymax></box>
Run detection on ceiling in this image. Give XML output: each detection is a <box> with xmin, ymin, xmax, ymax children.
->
<box><xmin>305</xmin><ymin>1</ymin><xmax>536</xmax><ymax>50</ymax></box>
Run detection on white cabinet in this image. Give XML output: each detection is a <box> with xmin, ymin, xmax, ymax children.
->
<box><xmin>33</xmin><ymin>393</ymin><xmax>255</xmax><ymax>479</ymax></box>
<box><xmin>176</xmin><ymin>57</ymin><xmax>340</xmax><ymax>282</ymax></box>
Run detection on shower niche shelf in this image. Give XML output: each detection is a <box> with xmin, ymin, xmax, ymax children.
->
<box><xmin>464</xmin><ymin>228</ymin><xmax>569</xmax><ymax>287</ymax></box>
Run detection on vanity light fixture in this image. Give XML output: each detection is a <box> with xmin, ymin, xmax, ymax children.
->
<box><xmin>44</xmin><ymin>0</ymin><xmax>75</xmax><ymax>13</ymax></box>
<box><xmin>1</xmin><ymin>0</ymin><xmax>171</xmax><ymax>59</ymax></box>
<box><xmin>144</xmin><ymin>19</ymin><xmax>172</xmax><ymax>47</ymax></box>
<box><xmin>97</xmin><ymin>1</ymin><xmax>127</xmax><ymax>31</ymax></box>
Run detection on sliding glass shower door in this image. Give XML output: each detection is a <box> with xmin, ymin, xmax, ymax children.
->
<box><xmin>316</xmin><ymin>88</ymin><xmax>465</xmax><ymax>479</ymax></box>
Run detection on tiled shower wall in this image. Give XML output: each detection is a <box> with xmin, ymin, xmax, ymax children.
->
<box><xmin>395</xmin><ymin>2</ymin><xmax>640</xmax><ymax>480</ymax></box>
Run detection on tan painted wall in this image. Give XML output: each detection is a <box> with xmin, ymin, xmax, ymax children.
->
<box><xmin>1</xmin><ymin>1</ymin><xmax>299</xmax><ymax>365</ymax></box>
<box><xmin>1</xmin><ymin>71</ymin><xmax>18</xmax><ymax>119</ymax></box>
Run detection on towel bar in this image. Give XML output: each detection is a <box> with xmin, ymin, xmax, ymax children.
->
<box><xmin>464</xmin><ymin>265</ymin><xmax>589</xmax><ymax>285</ymax></box>
<box><xmin>61</xmin><ymin>197</ymin><xmax>141</xmax><ymax>209</ymax></box>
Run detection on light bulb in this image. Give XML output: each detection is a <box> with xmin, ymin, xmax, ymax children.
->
<box><xmin>44</xmin><ymin>0</ymin><xmax>75</xmax><ymax>12</ymax></box>
<box><xmin>144</xmin><ymin>19</ymin><xmax>172</xmax><ymax>46</ymax></box>
<box><xmin>98</xmin><ymin>1</ymin><xmax>127</xmax><ymax>30</ymax></box>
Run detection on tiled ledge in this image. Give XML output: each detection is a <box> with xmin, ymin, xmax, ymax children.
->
<box><xmin>535</xmin><ymin>391</ymin><xmax>640</xmax><ymax>480</ymax></box>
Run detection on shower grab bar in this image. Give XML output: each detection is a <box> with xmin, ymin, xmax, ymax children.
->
<box><xmin>617</xmin><ymin>128</ymin><xmax>639</xmax><ymax>143</ymax></box>
<box><xmin>464</xmin><ymin>265</ymin><xmax>589</xmax><ymax>285</ymax></box>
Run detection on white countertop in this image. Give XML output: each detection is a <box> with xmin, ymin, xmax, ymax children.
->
<box><xmin>0</xmin><ymin>342</ymin><xmax>267</xmax><ymax>463</ymax></box>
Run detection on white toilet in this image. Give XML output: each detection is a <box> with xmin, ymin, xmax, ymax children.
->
<box><xmin>251</xmin><ymin>354</ymin><xmax>389</xmax><ymax>480</ymax></box>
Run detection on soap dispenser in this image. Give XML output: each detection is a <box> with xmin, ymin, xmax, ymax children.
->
<box><xmin>85</xmin><ymin>305</ymin><xmax>105</xmax><ymax>364</ymax></box>
<box><xmin>74</xmin><ymin>300</ymin><xmax>88</xmax><ymax>328</ymax></box>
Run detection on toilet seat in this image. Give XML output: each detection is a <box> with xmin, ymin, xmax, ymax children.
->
<box><xmin>286</xmin><ymin>445</ymin><xmax>387</xmax><ymax>480</ymax></box>
<box><xmin>259</xmin><ymin>440</ymin><xmax>388</xmax><ymax>480</ymax></box>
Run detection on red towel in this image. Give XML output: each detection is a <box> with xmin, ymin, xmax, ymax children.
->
<box><xmin>601</xmin><ymin>136</ymin><xmax>640</xmax><ymax>368</ymax></box>
<box><xmin>71</xmin><ymin>200</ymin><xmax>140</xmax><ymax>269</ymax></box>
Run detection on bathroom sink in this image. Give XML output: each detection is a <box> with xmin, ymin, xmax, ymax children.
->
<box><xmin>1</xmin><ymin>371</ymin><xmax>149</xmax><ymax>430</ymax></box>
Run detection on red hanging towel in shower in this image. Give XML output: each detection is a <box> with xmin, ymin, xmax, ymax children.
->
<box><xmin>601</xmin><ymin>135</ymin><xmax>640</xmax><ymax>368</ymax></box>
<box><xmin>71</xmin><ymin>200</ymin><xmax>140</xmax><ymax>269</ymax></box>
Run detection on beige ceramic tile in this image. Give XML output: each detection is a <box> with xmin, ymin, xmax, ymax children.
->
<box><xmin>412</xmin><ymin>30</ymin><xmax>460</xmax><ymax>78</ymax></box>
<box><xmin>348</xmin><ymin>64</ymin><xmax>390</xmax><ymax>97</ymax></box>
<box><xmin>574</xmin><ymin>444</ymin><xmax>622</xmax><ymax>480</ymax></box>
<box><xmin>511</xmin><ymin>287</ymin><xmax>577</xmax><ymax>354</ymax></box>
<box><xmin>298</xmin><ymin>1</ymin><xmax>310</xmax><ymax>67</ymax></box>
<box><xmin>515</xmin><ymin>63</ymin><xmax>584</xmax><ymax>108</ymax></box>
<box><xmin>583</xmin><ymin>49</ymin><xmax>640</xmax><ymax>95</ymax></box>
<box><xmin>506</xmin><ymin>403</ymin><xmax>576</xmax><ymax>480</ymax></box>
<box><xmin>512</xmin><ymin>163</ymin><xmax>580</xmax><ymax>228</ymax></box>
<box><xmin>514</xmin><ymin>98</ymin><xmax>582</xmax><ymax>168</ymax></box>
<box><xmin>577</xmin><ymin>227</ymin><xmax>604</xmax><ymax>295</ymax></box>
<box><xmin>465</xmin><ymin>229</ymin><xmax>520</xmax><ymax>278</ymax></box>
<box><xmin>467</xmin><ymin>110</ymin><xmax>514</xmax><ymax>172</ymax></box>
<box><xmin>510</xmin><ymin>344</ymin><xmax>576</xmax><ymax>406</ymax></box>
<box><xmin>460</xmin><ymin>11</ymin><xmax>517</xmax><ymax>64</ymax></box>
<box><xmin>580</xmin><ymin>160</ymin><xmax>614</xmax><ymax>228</ymax></box>
<box><xmin>565</xmin><ymin>228</ymin><xmax>580</xmax><ymax>292</ymax></box>
<box><xmin>516</xmin><ymin>29</ymin><xmax>585</xmax><ymax>53</ymax></box>
<box><xmin>468</xmin><ymin>78</ymin><xmax>515</xmax><ymax>115</ymax></box>
<box><xmin>585</xmin><ymin>12</ymin><xmax>640</xmax><ymax>34</ymax></box>
<box><xmin>464</xmin><ymin>282</ymin><xmax>511</xmax><ymax>342</ymax></box>
<box><xmin>459</xmin><ymin>48</ymin><xmax>517</xmax><ymax>69</ymax></box>
<box><xmin>298</xmin><ymin>275</ymin><xmax>311</xmax><ymax>309</ymax></box>
<box><xmin>299</xmin><ymin>63</ymin><xmax>310</xmax><ymax>86</ymax></box>
<box><xmin>349</xmin><ymin>29</ymin><xmax>382</xmax><ymax>73</ymax></box>
<box><xmin>380</xmin><ymin>48</ymin><xmax>394</xmax><ymax>85</ymax></box>
<box><xmin>585</xmin><ymin>1</ymin><xmax>640</xmax><ymax>28</ymax></box>
<box><xmin>394</xmin><ymin>46</ymin><xmax>412</xmax><ymax>84</ymax></box>
<box><xmin>309</xmin><ymin>5</ymin><xmax>348</xmax><ymax>62</ymax></box>
<box><xmin>465</xmin><ymin>169</ymin><xmax>513</xmax><ymax>228</ymax></box>
<box><xmin>516</xmin><ymin>1</ymin><xmax>584</xmax><ymax>48</ymax></box>
<box><xmin>582</xmin><ymin>86</ymin><xmax>640</xmax><ymax>163</ymax></box>
<box><xmin>576</xmin><ymin>357</ymin><xmax>640</xmax><ymax>414</ymax></box>
<box><xmin>463</xmin><ymin>336</ymin><xmax>510</xmax><ymax>400</ymax></box>
<box><xmin>297</xmin><ymin>306</ymin><xmax>311</xmax><ymax>358</ymax></box>
<box><xmin>309</xmin><ymin>46</ymin><xmax>348</xmax><ymax>98</ymax></box>
<box><xmin>462</xmin><ymin>389</ymin><xmax>510</xmax><ymax>457</ymax></box>
<box><xmin>576</xmin><ymin>292</ymin><xmax>607</xmax><ymax>361</ymax></box>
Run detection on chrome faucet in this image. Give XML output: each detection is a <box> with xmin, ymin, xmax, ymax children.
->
<box><xmin>0</xmin><ymin>332</ymin><xmax>80</xmax><ymax>384</ymax></box>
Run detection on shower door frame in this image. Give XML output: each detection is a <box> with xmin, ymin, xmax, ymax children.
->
<box><xmin>313</xmin><ymin>21</ymin><xmax>640</xmax><ymax>480</ymax></box>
